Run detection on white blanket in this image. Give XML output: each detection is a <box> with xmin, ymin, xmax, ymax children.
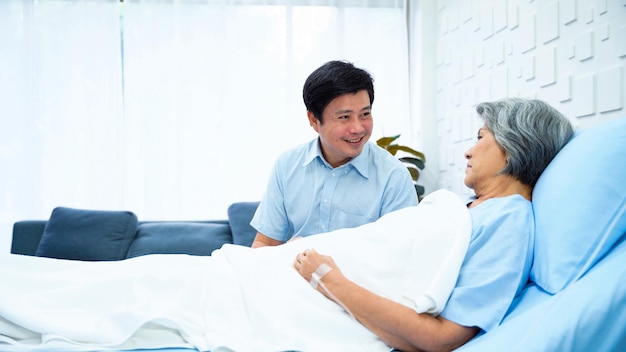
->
<box><xmin>0</xmin><ymin>189</ymin><xmax>471</xmax><ymax>352</ymax></box>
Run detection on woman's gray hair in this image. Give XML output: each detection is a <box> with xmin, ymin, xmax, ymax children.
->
<box><xmin>476</xmin><ymin>98</ymin><xmax>574</xmax><ymax>187</ymax></box>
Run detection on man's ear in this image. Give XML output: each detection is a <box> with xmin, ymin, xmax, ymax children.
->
<box><xmin>307</xmin><ymin>111</ymin><xmax>320</xmax><ymax>132</ymax></box>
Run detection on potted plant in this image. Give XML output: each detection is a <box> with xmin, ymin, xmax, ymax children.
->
<box><xmin>376</xmin><ymin>135</ymin><xmax>426</xmax><ymax>199</ymax></box>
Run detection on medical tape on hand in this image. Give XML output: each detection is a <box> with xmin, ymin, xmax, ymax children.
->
<box><xmin>309</xmin><ymin>263</ymin><xmax>333</xmax><ymax>289</ymax></box>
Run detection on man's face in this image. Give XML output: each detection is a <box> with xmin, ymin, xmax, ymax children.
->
<box><xmin>308</xmin><ymin>90</ymin><xmax>373</xmax><ymax>168</ymax></box>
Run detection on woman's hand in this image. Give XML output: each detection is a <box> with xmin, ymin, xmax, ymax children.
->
<box><xmin>293</xmin><ymin>249</ymin><xmax>343</xmax><ymax>296</ymax></box>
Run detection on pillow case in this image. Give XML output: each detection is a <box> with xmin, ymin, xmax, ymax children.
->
<box><xmin>127</xmin><ymin>222</ymin><xmax>232</xmax><ymax>258</ymax></box>
<box><xmin>36</xmin><ymin>207</ymin><xmax>138</xmax><ymax>261</ymax></box>
<box><xmin>227</xmin><ymin>201</ymin><xmax>260</xmax><ymax>246</ymax></box>
<box><xmin>531</xmin><ymin>117</ymin><xmax>626</xmax><ymax>294</ymax></box>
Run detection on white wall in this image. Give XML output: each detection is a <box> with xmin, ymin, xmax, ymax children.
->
<box><xmin>412</xmin><ymin>0</ymin><xmax>626</xmax><ymax>197</ymax></box>
<box><xmin>0</xmin><ymin>2</ymin><xmax>411</xmax><ymax>253</ymax></box>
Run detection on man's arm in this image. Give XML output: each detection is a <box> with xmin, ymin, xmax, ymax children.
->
<box><xmin>294</xmin><ymin>249</ymin><xmax>479</xmax><ymax>352</ymax></box>
<box><xmin>251</xmin><ymin>232</ymin><xmax>284</xmax><ymax>248</ymax></box>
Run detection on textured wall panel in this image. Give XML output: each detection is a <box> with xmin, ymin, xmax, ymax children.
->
<box><xmin>451</xmin><ymin>59</ymin><xmax>462</xmax><ymax>84</ymax></box>
<box><xmin>451</xmin><ymin>114</ymin><xmax>462</xmax><ymax>142</ymax></box>
<box><xmin>565</xmin><ymin>43</ymin><xmax>576</xmax><ymax>59</ymax></box>
<box><xmin>476</xmin><ymin>45</ymin><xmax>485</xmax><ymax>67</ymax></box>
<box><xmin>558</xmin><ymin>74</ymin><xmax>572</xmax><ymax>102</ymax></box>
<box><xmin>523</xmin><ymin>55</ymin><xmax>535</xmax><ymax>81</ymax></box>
<box><xmin>572</xmin><ymin>74</ymin><xmax>596</xmax><ymax>117</ymax></box>
<box><xmin>460</xmin><ymin>0</ymin><xmax>472</xmax><ymax>24</ymax></box>
<box><xmin>462</xmin><ymin>111</ymin><xmax>474</xmax><ymax>141</ymax></box>
<box><xmin>583</xmin><ymin>3</ymin><xmax>595</xmax><ymax>24</ymax></box>
<box><xmin>576</xmin><ymin>31</ymin><xmax>594</xmax><ymax>61</ymax></box>
<box><xmin>461</xmin><ymin>83</ymin><xmax>473</xmax><ymax>107</ymax></box>
<box><xmin>508</xmin><ymin>1</ymin><xmax>519</xmax><ymax>29</ymax></box>
<box><xmin>519</xmin><ymin>13</ymin><xmax>536</xmax><ymax>53</ymax></box>
<box><xmin>437</xmin><ymin>69</ymin><xmax>445</xmax><ymax>91</ymax></box>
<box><xmin>537</xmin><ymin>46</ymin><xmax>556</xmax><ymax>87</ymax></box>
<box><xmin>618</xmin><ymin>26</ymin><xmax>626</xmax><ymax>57</ymax></box>
<box><xmin>492</xmin><ymin>67</ymin><xmax>509</xmax><ymax>100</ymax></box>
<box><xmin>430</xmin><ymin>0</ymin><xmax>626</xmax><ymax>194</ymax></box>
<box><xmin>481</xmin><ymin>5</ymin><xmax>494</xmax><ymax>40</ymax></box>
<box><xmin>598</xmin><ymin>0</ymin><xmax>608</xmax><ymax>15</ymax></box>
<box><xmin>476</xmin><ymin>70</ymin><xmax>490</xmax><ymax>102</ymax></box>
<box><xmin>453</xmin><ymin>87</ymin><xmax>462</xmax><ymax>107</ymax></box>
<box><xmin>493</xmin><ymin>41</ymin><xmax>506</xmax><ymax>65</ymax></box>
<box><xmin>449</xmin><ymin>3</ymin><xmax>460</xmax><ymax>32</ymax></box>
<box><xmin>447</xmin><ymin>145</ymin><xmax>455</xmax><ymax>166</ymax></box>
<box><xmin>439</xmin><ymin>144</ymin><xmax>447</xmax><ymax>172</ymax></box>
<box><xmin>599</xmin><ymin>24</ymin><xmax>610</xmax><ymax>41</ymax></box>
<box><xmin>437</xmin><ymin>0</ymin><xmax>447</xmax><ymax>12</ymax></box>
<box><xmin>562</xmin><ymin>0</ymin><xmax>577</xmax><ymax>24</ymax></box>
<box><xmin>494</xmin><ymin>1</ymin><xmax>507</xmax><ymax>33</ymax></box>
<box><xmin>436</xmin><ymin>92</ymin><xmax>446</xmax><ymax>121</ymax></box>
<box><xmin>464</xmin><ymin>47</ymin><xmax>476</xmax><ymax>79</ymax></box>
<box><xmin>436</xmin><ymin>41</ymin><xmax>446</xmax><ymax>66</ymax></box>
<box><xmin>598</xmin><ymin>66</ymin><xmax>623</xmax><ymax>113</ymax></box>
<box><xmin>440</xmin><ymin>10</ymin><xmax>449</xmax><ymax>35</ymax></box>
<box><xmin>540</xmin><ymin>1</ymin><xmax>560</xmax><ymax>44</ymax></box>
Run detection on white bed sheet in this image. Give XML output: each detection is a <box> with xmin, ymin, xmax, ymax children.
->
<box><xmin>0</xmin><ymin>189</ymin><xmax>471</xmax><ymax>352</ymax></box>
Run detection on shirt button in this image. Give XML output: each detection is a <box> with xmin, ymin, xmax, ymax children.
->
<box><xmin>321</xmin><ymin>224</ymin><xmax>326</xmax><ymax>229</ymax></box>
<box><xmin>323</xmin><ymin>199</ymin><xmax>328</xmax><ymax>203</ymax></box>
<box><xmin>331</xmin><ymin>172</ymin><xmax>336</xmax><ymax>176</ymax></box>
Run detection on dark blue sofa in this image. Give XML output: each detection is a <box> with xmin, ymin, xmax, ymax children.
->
<box><xmin>10</xmin><ymin>202</ymin><xmax>260</xmax><ymax>261</ymax></box>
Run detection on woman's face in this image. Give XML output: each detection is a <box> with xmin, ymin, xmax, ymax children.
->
<box><xmin>463</xmin><ymin>124</ymin><xmax>508</xmax><ymax>190</ymax></box>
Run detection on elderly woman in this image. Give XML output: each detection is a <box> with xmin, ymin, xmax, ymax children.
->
<box><xmin>0</xmin><ymin>98</ymin><xmax>573</xmax><ymax>352</ymax></box>
<box><xmin>293</xmin><ymin>98</ymin><xmax>574</xmax><ymax>351</ymax></box>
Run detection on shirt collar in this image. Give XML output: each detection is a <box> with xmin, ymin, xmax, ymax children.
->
<box><xmin>349</xmin><ymin>143</ymin><xmax>370</xmax><ymax>178</ymax></box>
<box><xmin>303</xmin><ymin>139</ymin><xmax>370</xmax><ymax>179</ymax></box>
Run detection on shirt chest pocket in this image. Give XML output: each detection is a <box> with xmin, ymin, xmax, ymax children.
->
<box><xmin>331</xmin><ymin>208</ymin><xmax>377</xmax><ymax>231</ymax></box>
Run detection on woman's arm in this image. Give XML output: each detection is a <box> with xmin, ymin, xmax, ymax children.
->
<box><xmin>294</xmin><ymin>249</ymin><xmax>479</xmax><ymax>352</ymax></box>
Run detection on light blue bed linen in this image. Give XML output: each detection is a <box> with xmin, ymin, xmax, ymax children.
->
<box><xmin>458</xmin><ymin>236</ymin><xmax>626</xmax><ymax>351</ymax></box>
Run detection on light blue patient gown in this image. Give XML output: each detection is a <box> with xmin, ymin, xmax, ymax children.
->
<box><xmin>439</xmin><ymin>194</ymin><xmax>534</xmax><ymax>332</ymax></box>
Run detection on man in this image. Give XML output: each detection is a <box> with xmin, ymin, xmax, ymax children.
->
<box><xmin>251</xmin><ymin>60</ymin><xmax>417</xmax><ymax>248</ymax></box>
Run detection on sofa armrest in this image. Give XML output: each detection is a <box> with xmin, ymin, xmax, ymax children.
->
<box><xmin>11</xmin><ymin>220</ymin><xmax>47</xmax><ymax>256</ymax></box>
<box><xmin>227</xmin><ymin>202</ymin><xmax>260</xmax><ymax>247</ymax></box>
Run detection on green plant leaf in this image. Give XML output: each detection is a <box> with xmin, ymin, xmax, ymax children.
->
<box><xmin>399</xmin><ymin>156</ymin><xmax>425</xmax><ymax>170</ymax></box>
<box><xmin>415</xmin><ymin>184</ymin><xmax>425</xmax><ymax>197</ymax></box>
<box><xmin>376</xmin><ymin>134</ymin><xmax>427</xmax><ymax>197</ymax></box>
<box><xmin>407</xmin><ymin>166</ymin><xmax>420</xmax><ymax>181</ymax></box>
<box><xmin>376</xmin><ymin>135</ymin><xmax>400</xmax><ymax>148</ymax></box>
<box><xmin>389</xmin><ymin>145</ymin><xmax>426</xmax><ymax>161</ymax></box>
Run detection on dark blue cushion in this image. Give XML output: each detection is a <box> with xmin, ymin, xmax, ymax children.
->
<box><xmin>227</xmin><ymin>201</ymin><xmax>260</xmax><ymax>246</ymax></box>
<box><xmin>35</xmin><ymin>207</ymin><xmax>138</xmax><ymax>261</ymax></box>
<box><xmin>11</xmin><ymin>220</ymin><xmax>47</xmax><ymax>256</ymax></box>
<box><xmin>126</xmin><ymin>221</ymin><xmax>232</xmax><ymax>258</ymax></box>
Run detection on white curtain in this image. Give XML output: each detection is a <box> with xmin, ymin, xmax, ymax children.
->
<box><xmin>0</xmin><ymin>0</ymin><xmax>410</xmax><ymax>252</ymax></box>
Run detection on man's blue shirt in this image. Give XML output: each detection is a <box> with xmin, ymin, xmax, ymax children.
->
<box><xmin>250</xmin><ymin>139</ymin><xmax>418</xmax><ymax>241</ymax></box>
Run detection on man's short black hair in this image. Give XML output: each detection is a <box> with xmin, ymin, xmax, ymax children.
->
<box><xmin>302</xmin><ymin>60</ymin><xmax>375</xmax><ymax>122</ymax></box>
